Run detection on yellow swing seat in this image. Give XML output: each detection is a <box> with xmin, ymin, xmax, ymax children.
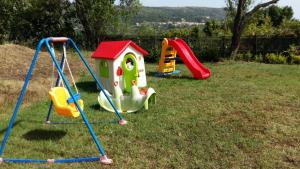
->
<box><xmin>48</xmin><ymin>87</ymin><xmax>84</xmax><ymax>118</ymax></box>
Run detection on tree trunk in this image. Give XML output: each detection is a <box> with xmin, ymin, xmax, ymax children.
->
<box><xmin>230</xmin><ymin>22</ymin><xmax>245</xmax><ymax>58</ymax></box>
<box><xmin>230</xmin><ymin>0</ymin><xmax>245</xmax><ymax>58</ymax></box>
<box><xmin>229</xmin><ymin>0</ymin><xmax>279</xmax><ymax>58</ymax></box>
<box><xmin>230</xmin><ymin>31</ymin><xmax>241</xmax><ymax>58</ymax></box>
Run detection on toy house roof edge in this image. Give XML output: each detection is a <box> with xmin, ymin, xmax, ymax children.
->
<box><xmin>91</xmin><ymin>40</ymin><xmax>149</xmax><ymax>60</ymax></box>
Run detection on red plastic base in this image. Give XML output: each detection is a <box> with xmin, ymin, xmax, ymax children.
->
<box><xmin>47</xmin><ymin>159</ymin><xmax>55</xmax><ymax>163</ymax></box>
<box><xmin>100</xmin><ymin>156</ymin><xmax>113</xmax><ymax>165</ymax></box>
<box><xmin>119</xmin><ymin>119</ymin><xmax>127</xmax><ymax>125</ymax></box>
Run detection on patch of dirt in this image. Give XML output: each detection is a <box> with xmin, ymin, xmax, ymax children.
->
<box><xmin>0</xmin><ymin>44</ymin><xmax>95</xmax><ymax>110</ymax></box>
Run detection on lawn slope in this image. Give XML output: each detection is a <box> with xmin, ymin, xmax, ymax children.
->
<box><xmin>0</xmin><ymin>62</ymin><xmax>299</xmax><ymax>169</ymax></box>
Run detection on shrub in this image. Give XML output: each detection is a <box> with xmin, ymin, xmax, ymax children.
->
<box><xmin>145</xmin><ymin>48</ymin><xmax>161</xmax><ymax>63</ymax></box>
<box><xmin>288</xmin><ymin>45</ymin><xmax>299</xmax><ymax>56</ymax></box>
<box><xmin>277</xmin><ymin>55</ymin><xmax>287</xmax><ymax>64</ymax></box>
<box><xmin>255</xmin><ymin>53</ymin><xmax>263</xmax><ymax>63</ymax></box>
<box><xmin>266</xmin><ymin>53</ymin><xmax>277</xmax><ymax>64</ymax></box>
<box><xmin>243</xmin><ymin>51</ymin><xmax>253</xmax><ymax>61</ymax></box>
<box><xmin>200</xmin><ymin>48</ymin><xmax>222</xmax><ymax>62</ymax></box>
<box><xmin>233</xmin><ymin>52</ymin><xmax>253</xmax><ymax>62</ymax></box>
<box><xmin>291</xmin><ymin>55</ymin><xmax>300</xmax><ymax>64</ymax></box>
<box><xmin>266</xmin><ymin>53</ymin><xmax>287</xmax><ymax>64</ymax></box>
<box><xmin>235</xmin><ymin>53</ymin><xmax>244</xmax><ymax>61</ymax></box>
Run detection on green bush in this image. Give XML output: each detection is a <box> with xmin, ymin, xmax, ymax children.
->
<box><xmin>255</xmin><ymin>53</ymin><xmax>264</xmax><ymax>63</ymax></box>
<box><xmin>288</xmin><ymin>45</ymin><xmax>299</xmax><ymax>55</ymax></box>
<box><xmin>266</xmin><ymin>53</ymin><xmax>276</xmax><ymax>64</ymax></box>
<box><xmin>277</xmin><ymin>55</ymin><xmax>287</xmax><ymax>64</ymax></box>
<box><xmin>200</xmin><ymin>48</ymin><xmax>222</xmax><ymax>62</ymax></box>
<box><xmin>266</xmin><ymin>53</ymin><xmax>287</xmax><ymax>64</ymax></box>
<box><xmin>243</xmin><ymin>51</ymin><xmax>253</xmax><ymax>61</ymax></box>
<box><xmin>291</xmin><ymin>55</ymin><xmax>300</xmax><ymax>64</ymax></box>
<box><xmin>235</xmin><ymin>53</ymin><xmax>244</xmax><ymax>61</ymax></box>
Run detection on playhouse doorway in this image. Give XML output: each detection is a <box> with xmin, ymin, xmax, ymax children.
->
<box><xmin>122</xmin><ymin>53</ymin><xmax>138</xmax><ymax>93</ymax></box>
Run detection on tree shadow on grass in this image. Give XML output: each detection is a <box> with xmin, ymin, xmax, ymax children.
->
<box><xmin>90</xmin><ymin>104</ymin><xmax>112</xmax><ymax>114</ymax></box>
<box><xmin>90</xmin><ymin>103</ymin><xmax>100</xmax><ymax>110</ymax></box>
<box><xmin>76</xmin><ymin>81</ymin><xmax>98</xmax><ymax>93</ymax></box>
<box><xmin>23</xmin><ymin>129</ymin><xmax>66</xmax><ymax>141</ymax></box>
<box><xmin>0</xmin><ymin>120</ymin><xmax>22</xmax><ymax>135</ymax></box>
<box><xmin>147</xmin><ymin>71</ymin><xmax>195</xmax><ymax>80</ymax></box>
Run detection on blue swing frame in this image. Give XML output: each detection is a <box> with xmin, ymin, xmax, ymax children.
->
<box><xmin>0</xmin><ymin>37</ymin><xmax>126</xmax><ymax>164</ymax></box>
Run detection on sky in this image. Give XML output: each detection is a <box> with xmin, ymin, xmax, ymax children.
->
<box><xmin>139</xmin><ymin>0</ymin><xmax>300</xmax><ymax>19</ymax></box>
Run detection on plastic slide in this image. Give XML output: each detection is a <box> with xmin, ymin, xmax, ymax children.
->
<box><xmin>168</xmin><ymin>38</ymin><xmax>211</xmax><ymax>79</ymax></box>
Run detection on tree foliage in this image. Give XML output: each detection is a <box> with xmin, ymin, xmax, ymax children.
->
<box><xmin>116</xmin><ymin>0</ymin><xmax>142</xmax><ymax>34</ymax></box>
<box><xmin>203</xmin><ymin>20</ymin><xmax>224</xmax><ymax>36</ymax></box>
<box><xmin>267</xmin><ymin>5</ymin><xmax>293</xmax><ymax>26</ymax></box>
<box><xmin>0</xmin><ymin>0</ymin><xmax>142</xmax><ymax>47</ymax></box>
<box><xmin>75</xmin><ymin>0</ymin><xmax>116</xmax><ymax>48</ymax></box>
<box><xmin>0</xmin><ymin>0</ymin><xmax>14</xmax><ymax>43</ymax></box>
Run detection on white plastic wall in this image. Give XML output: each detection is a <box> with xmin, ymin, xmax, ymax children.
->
<box><xmin>95</xmin><ymin>45</ymin><xmax>148</xmax><ymax>94</ymax></box>
<box><xmin>95</xmin><ymin>59</ymin><xmax>115</xmax><ymax>93</ymax></box>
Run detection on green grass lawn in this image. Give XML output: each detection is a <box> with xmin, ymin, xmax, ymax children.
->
<box><xmin>0</xmin><ymin>62</ymin><xmax>299</xmax><ymax>169</ymax></box>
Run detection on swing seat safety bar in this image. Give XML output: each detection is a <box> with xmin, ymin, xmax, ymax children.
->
<box><xmin>67</xmin><ymin>93</ymin><xmax>81</xmax><ymax>104</ymax></box>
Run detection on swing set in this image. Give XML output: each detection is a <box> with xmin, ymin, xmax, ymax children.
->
<box><xmin>0</xmin><ymin>37</ymin><xmax>127</xmax><ymax>164</ymax></box>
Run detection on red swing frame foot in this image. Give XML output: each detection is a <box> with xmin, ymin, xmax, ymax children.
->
<box><xmin>119</xmin><ymin>119</ymin><xmax>127</xmax><ymax>125</ymax></box>
<box><xmin>47</xmin><ymin>159</ymin><xmax>55</xmax><ymax>164</ymax></box>
<box><xmin>100</xmin><ymin>155</ymin><xmax>113</xmax><ymax>165</ymax></box>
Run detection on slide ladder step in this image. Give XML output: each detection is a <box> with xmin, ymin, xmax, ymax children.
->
<box><xmin>165</xmin><ymin>54</ymin><xmax>175</xmax><ymax>57</ymax></box>
<box><xmin>164</xmin><ymin>58</ymin><xmax>177</xmax><ymax>62</ymax></box>
<box><xmin>163</xmin><ymin>68</ymin><xmax>175</xmax><ymax>73</ymax></box>
<box><xmin>163</xmin><ymin>62</ymin><xmax>175</xmax><ymax>67</ymax></box>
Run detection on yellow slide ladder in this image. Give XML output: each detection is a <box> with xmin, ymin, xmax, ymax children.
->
<box><xmin>158</xmin><ymin>38</ymin><xmax>177</xmax><ymax>73</ymax></box>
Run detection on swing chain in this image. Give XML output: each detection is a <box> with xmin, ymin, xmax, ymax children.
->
<box><xmin>50</xmin><ymin>42</ymin><xmax>79</xmax><ymax>94</ymax></box>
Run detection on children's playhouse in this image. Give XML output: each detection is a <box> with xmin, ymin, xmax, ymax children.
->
<box><xmin>92</xmin><ymin>40</ymin><xmax>156</xmax><ymax>113</ymax></box>
<box><xmin>92</xmin><ymin>40</ymin><xmax>148</xmax><ymax>93</ymax></box>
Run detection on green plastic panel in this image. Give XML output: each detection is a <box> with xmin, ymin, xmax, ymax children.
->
<box><xmin>99</xmin><ymin>60</ymin><xmax>109</xmax><ymax>78</ymax></box>
<box><xmin>122</xmin><ymin>53</ymin><xmax>138</xmax><ymax>93</ymax></box>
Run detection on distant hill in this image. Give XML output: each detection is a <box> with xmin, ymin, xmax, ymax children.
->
<box><xmin>133</xmin><ymin>7</ymin><xmax>225</xmax><ymax>23</ymax></box>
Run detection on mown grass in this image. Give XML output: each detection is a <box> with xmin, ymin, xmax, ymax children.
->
<box><xmin>0</xmin><ymin>62</ymin><xmax>299</xmax><ymax>169</ymax></box>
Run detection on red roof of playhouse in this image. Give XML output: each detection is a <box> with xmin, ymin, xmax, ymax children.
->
<box><xmin>92</xmin><ymin>40</ymin><xmax>149</xmax><ymax>60</ymax></box>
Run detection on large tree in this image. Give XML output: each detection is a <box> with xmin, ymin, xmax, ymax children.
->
<box><xmin>117</xmin><ymin>0</ymin><xmax>141</xmax><ymax>34</ymax></box>
<box><xmin>228</xmin><ymin>0</ymin><xmax>279</xmax><ymax>57</ymax></box>
<box><xmin>75</xmin><ymin>0</ymin><xmax>116</xmax><ymax>48</ymax></box>
<box><xmin>11</xmin><ymin>0</ymin><xmax>67</xmax><ymax>41</ymax></box>
<box><xmin>0</xmin><ymin>0</ymin><xmax>14</xmax><ymax>43</ymax></box>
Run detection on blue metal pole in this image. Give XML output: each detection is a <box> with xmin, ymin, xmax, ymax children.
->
<box><xmin>54</xmin><ymin>157</ymin><xmax>100</xmax><ymax>163</ymax></box>
<box><xmin>68</xmin><ymin>39</ymin><xmax>124</xmax><ymax>121</ymax></box>
<box><xmin>4</xmin><ymin>158</ymin><xmax>48</xmax><ymax>163</ymax></box>
<box><xmin>3</xmin><ymin>157</ymin><xmax>100</xmax><ymax>163</ymax></box>
<box><xmin>45</xmin><ymin>45</ymin><xmax>66</xmax><ymax>122</ymax></box>
<box><xmin>45</xmin><ymin>39</ymin><xmax>107</xmax><ymax>157</ymax></box>
<box><xmin>0</xmin><ymin>39</ymin><xmax>46</xmax><ymax>156</ymax></box>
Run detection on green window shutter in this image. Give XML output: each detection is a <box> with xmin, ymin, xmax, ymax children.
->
<box><xmin>99</xmin><ymin>60</ymin><xmax>109</xmax><ymax>78</ymax></box>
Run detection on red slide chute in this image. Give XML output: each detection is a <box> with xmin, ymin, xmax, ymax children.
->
<box><xmin>168</xmin><ymin>38</ymin><xmax>211</xmax><ymax>79</ymax></box>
